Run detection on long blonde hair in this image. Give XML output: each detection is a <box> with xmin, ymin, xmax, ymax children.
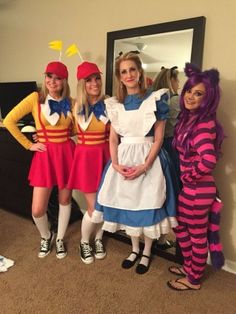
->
<box><xmin>39</xmin><ymin>78</ymin><xmax>71</xmax><ymax>103</ymax></box>
<box><xmin>75</xmin><ymin>77</ymin><xmax>103</xmax><ymax>120</ymax></box>
<box><xmin>115</xmin><ymin>52</ymin><xmax>147</xmax><ymax>102</ymax></box>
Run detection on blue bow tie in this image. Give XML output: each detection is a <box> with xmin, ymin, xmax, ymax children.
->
<box><xmin>80</xmin><ymin>101</ymin><xmax>105</xmax><ymax>120</ymax></box>
<box><xmin>48</xmin><ymin>98</ymin><xmax>71</xmax><ymax>117</ymax></box>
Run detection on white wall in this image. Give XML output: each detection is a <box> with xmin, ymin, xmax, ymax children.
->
<box><xmin>1</xmin><ymin>0</ymin><xmax>236</xmax><ymax>269</ymax></box>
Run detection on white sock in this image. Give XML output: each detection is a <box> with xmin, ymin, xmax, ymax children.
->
<box><xmin>95</xmin><ymin>223</ymin><xmax>104</xmax><ymax>241</ymax></box>
<box><xmin>81</xmin><ymin>211</ymin><xmax>95</xmax><ymax>244</ymax></box>
<box><xmin>140</xmin><ymin>236</ymin><xmax>153</xmax><ymax>266</ymax></box>
<box><xmin>56</xmin><ymin>203</ymin><xmax>71</xmax><ymax>240</ymax></box>
<box><xmin>126</xmin><ymin>236</ymin><xmax>140</xmax><ymax>262</ymax></box>
<box><xmin>32</xmin><ymin>214</ymin><xmax>50</xmax><ymax>239</ymax></box>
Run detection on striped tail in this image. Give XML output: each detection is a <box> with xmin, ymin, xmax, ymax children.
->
<box><xmin>207</xmin><ymin>197</ymin><xmax>225</xmax><ymax>269</ymax></box>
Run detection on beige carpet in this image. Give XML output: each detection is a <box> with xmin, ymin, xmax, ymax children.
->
<box><xmin>0</xmin><ymin>208</ymin><xmax>236</xmax><ymax>314</ymax></box>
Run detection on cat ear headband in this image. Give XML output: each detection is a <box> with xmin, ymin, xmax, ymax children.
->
<box><xmin>184</xmin><ymin>62</ymin><xmax>219</xmax><ymax>85</ymax></box>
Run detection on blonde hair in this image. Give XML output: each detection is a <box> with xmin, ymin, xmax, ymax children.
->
<box><xmin>115</xmin><ymin>52</ymin><xmax>147</xmax><ymax>102</ymax></box>
<box><xmin>39</xmin><ymin>77</ymin><xmax>71</xmax><ymax>103</ymax></box>
<box><xmin>75</xmin><ymin>77</ymin><xmax>103</xmax><ymax>120</ymax></box>
<box><xmin>152</xmin><ymin>67</ymin><xmax>179</xmax><ymax>95</ymax></box>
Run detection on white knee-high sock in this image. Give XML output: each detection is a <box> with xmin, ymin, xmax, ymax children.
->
<box><xmin>56</xmin><ymin>204</ymin><xmax>71</xmax><ymax>240</ymax></box>
<box><xmin>131</xmin><ymin>236</ymin><xmax>140</xmax><ymax>253</ymax></box>
<box><xmin>81</xmin><ymin>211</ymin><xmax>95</xmax><ymax>243</ymax></box>
<box><xmin>126</xmin><ymin>236</ymin><xmax>140</xmax><ymax>262</ymax></box>
<box><xmin>140</xmin><ymin>236</ymin><xmax>153</xmax><ymax>266</ymax></box>
<box><xmin>95</xmin><ymin>223</ymin><xmax>104</xmax><ymax>240</ymax></box>
<box><xmin>143</xmin><ymin>236</ymin><xmax>153</xmax><ymax>256</ymax></box>
<box><xmin>32</xmin><ymin>214</ymin><xmax>50</xmax><ymax>239</ymax></box>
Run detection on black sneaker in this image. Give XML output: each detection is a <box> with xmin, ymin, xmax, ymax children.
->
<box><xmin>56</xmin><ymin>239</ymin><xmax>67</xmax><ymax>259</ymax></box>
<box><xmin>38</xmin><ymin>232</ymin><xmax>54</xmax><ymax>258</ymax></box>
<box><xmin>94</xmin><ymin>239</ymin><xmax>106</xmax><ymax>260</ymax></box>
<box><xmin>79</xmin><ymin>242</ymin><xmax>94</xmax><ymax>264</ymax></box>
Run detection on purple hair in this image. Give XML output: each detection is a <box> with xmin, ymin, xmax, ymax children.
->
<box><xmin>173</xmin><ymin>63</ymin><xmax>225</xmax><ymax>158</ymax></box>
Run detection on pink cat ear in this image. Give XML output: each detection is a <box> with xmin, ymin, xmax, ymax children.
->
<box><xmin>184</xmin><ymin>62</ymin><xmax>201</xmax><ymax>77</ymax></box>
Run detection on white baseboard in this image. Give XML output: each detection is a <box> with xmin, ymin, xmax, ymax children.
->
<box><xmin>222</xmin><ymin>259</ymin><xmax>236</xmax><ymax>274</ymax></box>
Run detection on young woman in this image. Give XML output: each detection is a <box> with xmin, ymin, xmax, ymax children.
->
<box><xmin>92</xmin><ymin>52</ymin><xmax>177</xmax><ymax>274</ymax></box>
<box><xmin>153</xmin><ymin>66</ymin><xmax>180</xmax><ymax>164</ymax></box>
<box><xmin>167</xmin><ymin>63</ymin><xmax>225</xmax><ymax>290</ymax></box>
<box><xmin>4</xmin><ymin>61</ymin><xmax>75</xmax><ymax>259</ymax></box>
<box><xmin>67</xmin><ymin>61</ymin><xmax>110</xmax><ymax>264</ymax></box>
<box><xmin>152</xmin><ymin>66</ymin><xmax>181</xmax><ymax>250</ymax></box>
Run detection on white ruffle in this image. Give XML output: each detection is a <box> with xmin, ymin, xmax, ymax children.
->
<box><xmin>102</xmin><ymin>217</ymin><xmax>178</xmax><ymax>239</ymax></box>
<box><xmin>104</xmin><ymin>97</ymin><xmax>122</xmax><ymax>134</ymax></box>
<box><xmin>104</xmin><ymin>89</ymin><xmax>169</xmax><ymax>137</ymax></box>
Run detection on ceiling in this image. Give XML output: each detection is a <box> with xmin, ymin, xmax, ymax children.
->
<box><xmin>114</xmin><ymin>29</ymin><xmax>193</xmax><ymax>74</ymax></box>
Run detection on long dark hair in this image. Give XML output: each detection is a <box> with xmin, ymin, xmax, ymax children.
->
<box><xmin>173</xmin><ymin>63</ymin><xmax>225</xmax><ymax>158</ymax></box>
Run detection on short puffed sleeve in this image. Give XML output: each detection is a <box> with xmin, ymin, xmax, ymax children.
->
<box><xmin>104</xmin><ymin>97</ymin><xmax>122</xmax><ymax>134</ymax></box>
<box><xmin>155</xmin><ymin>92</ymin><xmax>169</xmax><ymax>120</ymax></box>
<box><xmin>142</xmin><ymin>89</ymin><xmax>169</xmax><ymax>136</ymax></box>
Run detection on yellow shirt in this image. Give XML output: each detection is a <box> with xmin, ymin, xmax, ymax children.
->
<box><xmin>3</xmin><ymin>92</ymin><xmax>74</xmax><ymax>150</ymax></box>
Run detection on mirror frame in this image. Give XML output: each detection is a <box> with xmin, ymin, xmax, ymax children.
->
<box><xmin>105</xmin><ymin>16</ymin><xmax>206</xmax><ymax>95</ymax></box>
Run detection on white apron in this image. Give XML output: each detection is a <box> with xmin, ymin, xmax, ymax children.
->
<box><xmin>97</xmin><ymin>90</ymin><xmax>167</xmax><ymax>211</ymax></box>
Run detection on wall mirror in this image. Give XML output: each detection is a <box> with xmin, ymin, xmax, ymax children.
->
<box><xmin>105</xmin><ymin>16</ymin><xmax>206</xmax><ymax>96</ymax></box>
<box><xmin>105</xmin><ymin>16</ymin><xmax>206</xmax><ymax>263</ymax></box>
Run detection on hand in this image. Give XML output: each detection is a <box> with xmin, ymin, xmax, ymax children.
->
<box><xmin>29</xmin><ymin>142</ymin><xmax>47</xmax><ymax>152</ymax></box>
<box><xmin>32</xmin><ymin>133</ymin><xmax>38</xmax><ymax>142</ymax></box>
<box><xmin>112</xmin><ymin>163</ymin><xmax>134</xmax><ymax>177</ymax></box>
<box><xmin>123</xmin><ymin>164</ymin><xmax>147</xmax><ymax>180</ymax></box>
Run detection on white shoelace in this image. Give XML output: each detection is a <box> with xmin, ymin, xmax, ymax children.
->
<box><xmin>95</xmin><ymin>240</ymin><xmax>104</xmax><ymax>253</ymax></box>
<box><xmin>40</xmin><ymin>238</ymin><xmax>50</xmax><ymax>251</ymax></box>
<box><xmin>81</xmin><ymin>243</ymin><xmax>92</xmax><ymax>257</ymax></box>
<box><xmin>56</xmin><ymin>240</ymin><xmax>65</xmax><ymax>252</ymax></box>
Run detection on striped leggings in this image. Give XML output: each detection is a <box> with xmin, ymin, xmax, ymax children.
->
<box><xmin>174</xmin><ymin>181</ymin><xmax>216</xmax><ymax>285</ymax></box>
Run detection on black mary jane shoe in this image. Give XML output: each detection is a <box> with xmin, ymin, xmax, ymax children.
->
<box><xmin>136</xmin><ymin>254</ymin><xmax>151</xmax><ymax>275</ymax></box>
<box><xmin>121</xmin><ymin>251</ymin><xmax>140</xmax><ymax>269</ymax></box>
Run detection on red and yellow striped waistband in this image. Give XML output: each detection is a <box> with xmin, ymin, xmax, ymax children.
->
<box><xmin>77</xmin><ymin>130</ymin><xmax>109</xmax><ymax>145</ymax></box>
<box><xmin>37</xmin><ymin>128</ymin><xmax>70</xmax><ymax>142</ymax></box>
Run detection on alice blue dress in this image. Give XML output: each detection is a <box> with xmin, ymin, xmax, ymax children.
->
<box><xmin>92</xmin><ymin>89</ymin><xmax>178</xmax><ymax>239</ymax></box>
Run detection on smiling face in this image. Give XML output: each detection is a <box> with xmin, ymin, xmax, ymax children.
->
<box><xmin>45</xmin><ymin>73</ymin><xmax>64</xmax><ymax>99</ymax></box>
<box><xmin>183</xmin><ymin>82</ymin><xmax>206</xmax><ymax>112</ymax></box>
<box><xmin>85</xmin><ymin>74</ymin><xmax>102</xmax><ymax>103</ymax></box>
<box><xmin>119</xmin><ymin>60</ymin><xmax>141</xmax><ymax>94</ymax></box>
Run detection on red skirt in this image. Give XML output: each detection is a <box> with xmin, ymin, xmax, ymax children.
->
<box><xmin>28</xmin><ymin>140</ymin><xmax>75</xmax><ymax>189</ymax></box>
<box><xmin>67</xmin><ymin>142</ymin><xmax>110</xmax><ymax>193</ymax></box>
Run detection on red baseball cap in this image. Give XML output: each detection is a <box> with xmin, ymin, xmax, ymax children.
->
<box><xmin>77</xmin><ymin>61</ymin><xmax>102</xmax><ymax>80</ymax></box>
<box><xmin>45</xmin><ymin>61</ymin><xmax>68</xmax><ymax>79</ymax></box>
